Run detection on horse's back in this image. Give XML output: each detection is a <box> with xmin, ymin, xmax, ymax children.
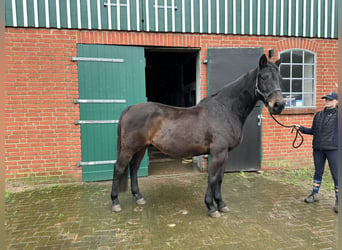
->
<box><xmin>119</xmin><ymin>102</ymin><xmax>212</xmax><ymax>157</ymax></box>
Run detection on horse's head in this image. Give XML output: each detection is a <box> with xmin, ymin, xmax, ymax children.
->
<box><xmin>255</xmin><ymin>54</ymin><xmax>285</xmax><ymax>115</ymax></box>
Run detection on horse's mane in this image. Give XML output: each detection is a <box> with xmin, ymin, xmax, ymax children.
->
<box><xmin>198</xmin><ymin>67</ymin><xmax>256</xmax><ymax>105</ymax></box>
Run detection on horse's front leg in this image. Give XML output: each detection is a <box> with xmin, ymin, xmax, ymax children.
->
<box><xmin>205</xmin><ymin>150</ymin><xmax>228</xmax><ymax>217</ymax></box>
<box><xmin>214</xmin><ymin>170</ymin><xmax>229</xmax><ymax>213</ymax></box>
<box><xmin>130</xmin><ymin>149</ymin><xmax>147</xmax><ymax>205</ymax></box>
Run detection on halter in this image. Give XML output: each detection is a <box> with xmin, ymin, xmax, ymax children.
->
<box><xmin>254</xmin><ymin>69</ymin><xmax>281</xmax><ymax>103</ymax></box>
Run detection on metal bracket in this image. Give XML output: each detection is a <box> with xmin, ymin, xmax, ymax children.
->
<box><xmin>77</xmin><ymin>160</ymin><xmax>116</xmax><ymax>167</ymax></box>
<box><xmin>74</xmin><ymin>120</ymin><xmax>119</xmax><ymax>125</ymax></box>
<box><xmin>71</xmin><ymin>57</ymin><xmax>124</xmax><ymax>63</ymax></box>
<box><xmin>74</xmin><ymin>99</ymin><xmax>127</xmax><ymax>104</ymax></box>
<box><xmin>104</xmin><ymin>2</ymin><xmax>128</xmax><ymax>8</ymax></box>
<box><xmin>153</xmin><ymin>5</ymin><xmax>178</xmax><ymax>10</ymax></box>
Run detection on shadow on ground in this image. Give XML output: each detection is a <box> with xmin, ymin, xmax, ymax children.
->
<box><xmin>5</xmin><ymin>172</ymin><xmax>337</xmax><ymax>249</ymax></box>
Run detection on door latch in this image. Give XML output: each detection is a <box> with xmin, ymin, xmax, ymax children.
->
<box><xmin>257</xmin><ymin>114</ymin><xmax>264</xmax><ymax>126</ymax></box>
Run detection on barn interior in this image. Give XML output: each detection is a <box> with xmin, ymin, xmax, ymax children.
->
<box><xmin>144</xmin><ymin>48</ymin><xmax>200</xmax><ymax>175</ymax></box>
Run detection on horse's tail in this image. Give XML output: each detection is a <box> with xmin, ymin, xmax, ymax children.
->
<box><xmin>116</xmin><ymin>106</ymin><xmax>130</xmax><ymax>193</ymax></box>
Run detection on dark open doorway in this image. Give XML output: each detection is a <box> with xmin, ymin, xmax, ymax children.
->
<box><xmin>145</xmin><ymin>48</ymin><xmax>197</xmax><ymax>107</ymax></box>
<box><xmin>144</xmin><ymin>48</ymin><xmax>200</xmax><ymax>175</ymax></box>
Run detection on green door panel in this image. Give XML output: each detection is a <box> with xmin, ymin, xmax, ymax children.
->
<box><xmin>77</xmin><ymin>44</ymin><xmax>148</xmax><ymax>182</ymax></box>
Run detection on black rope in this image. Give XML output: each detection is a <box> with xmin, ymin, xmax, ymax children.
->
<box><xmin>269</xmin><ymin>113</ymin><xmax>304</xmax><ymax>149</ymax></box>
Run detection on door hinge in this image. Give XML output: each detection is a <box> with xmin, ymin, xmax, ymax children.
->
<box><xmin>72</xmin><ymin>57</ymin><xmax>124</xmax><ymax>63</ymax></box>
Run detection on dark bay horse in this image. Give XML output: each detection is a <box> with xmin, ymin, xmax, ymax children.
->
<box><xmin>111</xmin><ymin>54</ymin><xmax>285</xmax><ymax>217</ymax></box>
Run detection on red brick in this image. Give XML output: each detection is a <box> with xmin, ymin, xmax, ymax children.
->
<box><xmin>5</xmin><ymin>28</ymin><xmax>338</xmax><ymax>182</ymax></box>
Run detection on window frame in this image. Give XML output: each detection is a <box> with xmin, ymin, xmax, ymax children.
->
<box><xmin>279</xmin><ymin>49</ymin><xmax>316</xmax><ymax>109</ymax></box>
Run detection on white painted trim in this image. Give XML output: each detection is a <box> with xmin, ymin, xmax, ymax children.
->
<box><xmin>249</xmin><ymin>0</ymin><xmax>252</xmax><ymax>35</ymax></box>
<box><xmin>23</xmin><ymin>0</ymin><xmax>28</xmax><ymax>27</ymax></box>
<box><xmin>273</xmin><ymin>0</ymin><xmax>276</xmax><ymax>35</ymax></box>
<box><xmin>331</xmin><ymin>0</ymin><xmax>335</xmax><ymax>38</ymax></box>
<box><xmin>191</xmin><ymin>0</ymin><xmax>194</xmax><ymax>33</ymax></box>
<box><xmin>265</xmin><ymin>0</ymin><xmax>268</xmax><ymax>35</ymax></box>
<box><xmin>324</xmin><ymin>0</ymin><xmax>328</xmax><ymax>38</ymax></box>
<box><xmin>67</xmin><ymin>0</ymin><xmax>71</xmax><ymax>28</ymax></box>
<box><xmin>280</xmin><ymin>0</ymin><xmax>283</xmax><ymax>36</ymax></box>
<box><xmin>288</xmin><ymin>0</ymin><xmax>291</xmax><ymax>36</ymax></box>
<box><xmin>97</xmin><ymin>0</ymin><xmax>102</xmax><ymax>30</ymax></box>
<box><xmin>310</xmin><ymin>0</ymin><xmax>314</xmax><ymax>37</ymax></box>
<box><xmin>154</xmin><ymin>0</ymin><xmax>158</xmax><ymax>31</ymax></box>
<box><xmin>45</xmin><ymin>0</ymin><xmax>50</xmax><ymax>28</ymax></box>
<box><xmin>107</xmin><ymin>0</ymin><xmax>112</xmax><ymax>30</ymax></box>
<box><xmin>12</xmin><ymin>0</ymin><xmax>17</xmax><ymax>27</ymax></box>
<box><xmin>56</xmin><ymin>0</ymin><xmax>61</xmax><ymax>29</ymax></box>
<box><xmin>136</xmin><ymin>0</ymin><xmax>139</xmax><ymax>31</ymax></box>
<box><xmin>216</xmin><ymin>0</ymin><xmax>220</xmax><ymax>34</ymax></box>
<box><xmin>127</xmin><ymin>0</ymin><xmax>130</xmax><ymax>30</ymax></box>
<box><xmin>87</xmin><ymin>0</ymin><xmax>91</xmax><ymax>29</ymax></box>
<box><xmin>208</xmin><ymin>0</ymin><xmax>211</xmax><ymax>33</ymax></box>
<box><xmin>303</xmin><ymin>0</ymin><xmax>306</xmax><ymax>37</ymax></box>
<box><xmin>77</xmin><ymin>0</ymin><xmax>81</xmax><ymax>29</ymax></box>
<box><xmin>164</xmin><ymin>0</ymin><xmax>167</xmax><ymax>31</ymax></box>
<box><xmin>241</xmin><ymin>0</ymin><xmax>244</xmax><ymax>34</ymax></box>
<box><xmin>34</xmin><ymin>0</ymin><xmax>38</xmax><ymax>27</ymax></box>
<box><xmin>317</xmin><ymin>0</ymin><xmax>321</xmax><ymax>37</ymax></box>
<box><xmin>233</xmin><ymin>0</ymin><xmax>236</xmax><ymax>34</ymax></box>
<box><xmin>171</xmin><ymin>0</ymin><xmax>175</xmax><ymax>32</ymax></box>
<box><xmin>257</xmin><ymin>0</ymin><xmax>260</xmax><ymax>35</ymax></box>
<box><xmin>116</xmin><ymin>0</ymin><xmax>120</xmax><ymax>30</ymax></box>
<box><xmin>182</xmin><ymin>0</ymin><xmax>185</xmax><ymax>32</ymax></box>
<box><xmin>146</xmin><ymin>0</ymin><xmax>150</xmax><ymax>31</ymax></box>
<box><xmin>199</xmin><ymin>0</ymin><xmax>202</xmax><ymax>33</ymax></box>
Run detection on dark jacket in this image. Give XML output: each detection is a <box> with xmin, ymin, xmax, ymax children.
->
<box><xmin>299</xmin><ymin>107</ymin><xmax>338</xmax><ymax>150</ymax></box>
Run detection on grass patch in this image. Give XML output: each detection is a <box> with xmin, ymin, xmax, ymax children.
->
<box><xmin>264</xmin><ymin>165</ymin><xmax>335</xmax><ymax>192</ymax></box>
<box><xmin>5</xmin><ymin>190</ymin><xmax>10</xmax><ymax>203</ymax></box>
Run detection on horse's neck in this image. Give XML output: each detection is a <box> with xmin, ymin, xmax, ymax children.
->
<box><xmin>216</xmin><ymin>68</ymin><xmax>259</xmax><ymax>123</ymax></box>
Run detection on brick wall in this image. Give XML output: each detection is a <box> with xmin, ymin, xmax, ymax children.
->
<box><xmin>5</xmin><ymin>28</ymin><xmax>81</xmax><ymax>183</ymax></box>
<box><xmin>5</xmin><ymin>28</ymin><xmax>338</xmax><ymax>183</ymax></box>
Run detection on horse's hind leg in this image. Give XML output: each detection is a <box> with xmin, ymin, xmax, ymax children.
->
<box><xmin>111</xmin><ymin>152</ymin><xmax>132</xmax><ymax>212</ymax></box>
<box><xmin>130</xmin><ymin>148</ymin><xmax>147</xmax><ymax>205</ymax></box>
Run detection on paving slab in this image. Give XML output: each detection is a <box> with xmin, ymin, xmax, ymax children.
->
<box><xmin>5</xmin><ymin>172</ymin><xmax>338</xmax><ymax>249</ymax></box>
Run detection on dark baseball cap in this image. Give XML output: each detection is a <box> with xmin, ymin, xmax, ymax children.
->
<box><xmin>322</xmin><ymin>92</ymin><xmax>338</xmax><ymax>100</ymax></box>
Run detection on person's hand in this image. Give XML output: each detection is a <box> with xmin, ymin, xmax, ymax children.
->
<box><xmin>295</xmin><ymin>125</ymin><xmax>300</xmax><ymax>130</ymax></box>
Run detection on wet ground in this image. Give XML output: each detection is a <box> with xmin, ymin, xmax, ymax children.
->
<box><xmin>5</xmin><ymin>171</ymin><xmax>338</xmax><ymax>249</ymax></box>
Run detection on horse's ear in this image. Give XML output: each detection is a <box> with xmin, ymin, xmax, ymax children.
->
<box><xmin>259</xmin><ymin>54</ymin><xmax>268</xmax><ymax>68</ymax></box>
<box><xmin>275</xmin><ymin>58</ymin><xmax>282</xmax><ymax>67</ymax></box>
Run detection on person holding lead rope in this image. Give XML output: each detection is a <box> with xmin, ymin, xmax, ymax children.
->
<box><xmin>295</xmin><ymin>92</ymin><xmax>338</xmax><ymax>213</ymax></box>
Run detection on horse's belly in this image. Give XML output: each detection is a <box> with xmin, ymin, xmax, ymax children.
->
<box><xmin>152</xmin><ymin>134</ymin><xmax>208</xmax><ymax>158</ymax></box>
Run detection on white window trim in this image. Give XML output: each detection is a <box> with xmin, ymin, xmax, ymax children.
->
<box><xmin>279</xmin><ymin>49</ymin><xmax>316</xmax><ymax>108</ymax></box>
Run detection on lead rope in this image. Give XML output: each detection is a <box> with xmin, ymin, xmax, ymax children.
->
<box><xmin>269</xmin><ymin>113</ymin><xmax>304</xmax><ymax>149</ymax></box>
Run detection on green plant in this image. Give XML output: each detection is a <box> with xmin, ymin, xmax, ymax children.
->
<box><xmin>266</xmin><ymin>165</ymin><xmax>335</xmax><ymax>192</ymax></box>
<box><xmin>5</xmin><ymin>191</ymin><xmax>10</xmax><ymax>203</ymax></box>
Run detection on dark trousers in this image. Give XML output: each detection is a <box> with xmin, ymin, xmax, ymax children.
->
<box><xmin>312</xmin><ymin>150</ymin><xmax>338</xmax><ymax>199</ymax></box>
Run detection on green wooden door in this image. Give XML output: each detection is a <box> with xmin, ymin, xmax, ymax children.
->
<box><xmin>75</xmin><ymin>44</ymin><xmax>148</xmax><ymax>182</ymax></box>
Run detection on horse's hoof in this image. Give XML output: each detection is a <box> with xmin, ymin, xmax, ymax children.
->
<box><xmin>219</xmin><ymin>206</ymin><xmax>230</xmax><ymax>213</ymax></box>
<box><xmin>136</xmin><ymin>198</ymin><xmax>146</xmax><ymax>205</ymax></box>
<box><xmin>209</xmin><ymin>210</ymin><xmax>221</xmax><ymax>218</ymax></box>
<box><xmin>112</xmin><ymin>204</ymin><xmax>122</xmax><ymax>212</ymax></box>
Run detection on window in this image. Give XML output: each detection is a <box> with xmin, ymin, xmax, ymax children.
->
<box><xmin>279</xmin><ymin>50</ymin><xmax>316</xmax><ymax>108</ymax></box>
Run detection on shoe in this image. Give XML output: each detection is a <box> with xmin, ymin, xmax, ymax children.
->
<box><xmin>304</xmin><ymin>193</ymin><xmax>319</xmax><ymax>203</ymax></box>
<box><xmin>334</xmin><ymin>200</ymin><xmax>338</xmax><ymax>213</ymax></box>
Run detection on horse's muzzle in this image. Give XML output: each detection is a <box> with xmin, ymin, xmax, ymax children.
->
<box><xmin>268</xmin><ymin>101</ymin><xmax>285</xmax><ymax>115</ymax></box>
<box><xmin>270</xmin><ymin>100</ymin><xmax>285</xmax><ymax>114</ymax></box>
<box><xmin>267</xmin><ymin>94</ymin><xmax>285</xmax><ymax>114</ymax></box>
